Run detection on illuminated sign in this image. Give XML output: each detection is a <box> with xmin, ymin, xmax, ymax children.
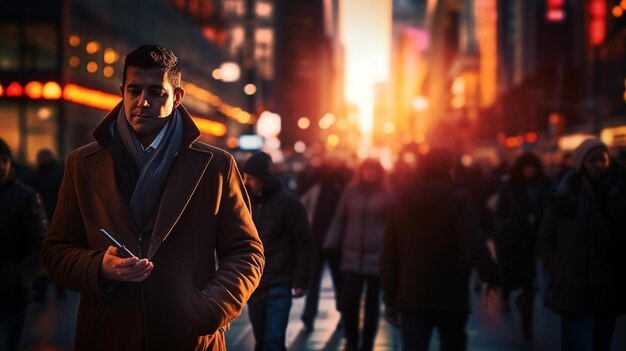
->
<box><xmin>1</xmin><ymin>81</ymin><xmax>227</xmax><ymax>137</ymax></box>
<box><xmin>238</xmin><ymin>134</ymin><xmax>264</xmax><ymax>150</ymax></box>
<box><xmin>589</xmin><ymin>0</ymin><xmax>606</xmax><ymax>46</ymax></box>
<box><xmin>546</xmin><ymin>0</ymin><xmax>566</xmax><ymax>22</ymax></box>
<box><xmin>6</xmin><ymin>82</ymin><xmax>23</xmax><ymax>97</ymax></box>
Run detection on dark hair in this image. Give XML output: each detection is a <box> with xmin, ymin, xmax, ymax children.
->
<box><xmin>510</xmin><ymin>152</ymin><xmax>546</xmax><ymax>183</ymax></box>
<box><xmin>0</xmin><ymin>138</ymin><xmax>12</xmax><ymax>160</ymax></box>
<box><xmin>122</xmin><ymin>45</ymin><xmax>181</xmax><ymax>88</ymax></box>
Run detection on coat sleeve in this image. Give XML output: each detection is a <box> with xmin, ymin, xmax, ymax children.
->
<box><xmin>380</xmin><ymin>203</ymin><xmax>399</xmax><ymax>308</ymax></box>
<box><xmin>286</xmin><ymin>199</ymin><xmax>314</xmax><ymax>290</ymax></box>
<box><xmin>202</xmin><ymin>155</ymin><xmax>265</xmax><ymax>331</ymax></box>
<box><xmin>41</xmin><ymin>151</ymin><xmax>110</xmax><ymax>297</ymax></box>
<box><xmin>454</xmin><ymin>191</ymin><xmax>501</xmax><ymax>286</ymax></box>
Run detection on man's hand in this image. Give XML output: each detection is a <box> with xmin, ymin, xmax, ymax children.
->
<box><xmin>100</xmin><ymin>246</ymin><xmax>154</xmax><ymax>283</ymax></box>
<box><xmin>292</xmin><ymin>288</ymin><xmax>307</xmax><ymax>298</ymax></box>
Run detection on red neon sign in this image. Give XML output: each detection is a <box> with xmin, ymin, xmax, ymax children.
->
<box><xmin>589</xmin><ymin>0</ymin><xmax>607</xmax><ymax>46</ymax></box>
<box><xmin>546</xmin><ymin>0</ymin><xmax>566</xmax><ymax>22</ymax></box>
<box><xmin>6</xmin><ymin>82</ymin><xmax>23</xmax><ymax>97</ymax></box>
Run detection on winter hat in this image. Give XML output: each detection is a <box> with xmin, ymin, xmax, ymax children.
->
<box><xmin>423</xmin><ymin>147</ymin><xmax>455</xmax><ymax>174</ymax></box>
<box><xmin>0</xmin><ymin>138</ymin><xmax>11</xmax><ymax>160</ymax></box>
<box><xmin>572</xmin><ymin>137</ymin><xmax>608</xmax><ymax>173</ymax></box>
<box><xmin>242</xmin><ymin>151</ymin><xmax>273</xmax><ymax>180</ymax></box>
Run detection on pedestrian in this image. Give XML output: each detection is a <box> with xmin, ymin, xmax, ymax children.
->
<box><xmin>0</xmin><ymin>138</ymin><xmax>48</xmax><ymax>351</ymax></box>
<box><xmin>494</xmin><ymin>152</ymin><xmax>551</xmax><ymax>340</ymax></box>
<box><xmin>242</xmin><ymin>151</ymin><xmax>314</xmax><ymax>351</ymax></box>
<box><xmin>24</xmin><ymin>148</ymin><xmax>66</xmax><ymax>301</ymax></box>
<box><xmin>40</xmin><ymin>45</ymin><xmax>264</xmax><ymax>350</ymax></box>
<box><xmin>538</xmin><ymin>138</ymin><xmax>626</xmax><ymax>351</ymax></box>
<box><xmin>324</xmin><ymin>159</ymin><xmax>394</xmax><ymax>351</ymax></box>
<box><xmin>299</xmin><ymin>156</ymin><xmax>351</xmax><ymax>331</ymax></box>
<box><xmin>381</xmin><ymin>147</ymin><xmax>501</xmax><ymax>351</ymax></box>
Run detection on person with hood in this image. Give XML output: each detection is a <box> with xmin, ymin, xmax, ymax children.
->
<box><xmin>242</xmin><ymin>151</ymin><xmax>314</xmax><ymax>351</ymax></box>
<box><xmin>381</xmin><ymin>148</ymin><xmax>501</xmax><ymax>351</ymax></box>
<box><xmin>41</xmin><ymin>45</ymin><xmax>264</xmax><ymax>350</ymax></box>
<box><xmin>0</xmin><ymin>138</ymin><xmax>47</xmax><ymax>351</ymax></box>
<box><xmin>538</xmin><ymin>138</ymin><xmax>626</xmax><ymax>351</ymax></box>
<box><xmin>494</xmin><ymin>152</ymin><xmax>551</xmax><ymax>340</ymax></box>
<box><xmin>324</xmin><ymin>159</ymin><xmax>394</xmax><ymax>351</ymax></box>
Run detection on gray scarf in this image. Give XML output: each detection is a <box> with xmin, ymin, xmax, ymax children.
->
<box><xmin>115</xmin><ymin>108</ymin><xmax>183</xmax><ymax>228</ymax></box>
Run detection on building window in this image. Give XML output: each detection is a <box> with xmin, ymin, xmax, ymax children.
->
<box><xmin>0</xmin><ymin>104</ymin><xmax>20</xmax><ymax>155</ymax></box>
<box><xmin>25</xmin><ymin>103</ymin><xmax>59</xmax><ymax>164</ymax></box>
<box><xmin>0</xmin><ymin>24</ymin><xmax>20</xmax><ymax>71</ymax></box>
<box><xmin>0</xmin><ymin>22</ymin><xmax>59</xmax><ymax>72</ymax></box>
<box><xmin>24</xmin><ymin>23</ymin><xmax>59</xmax><ymax>71</ymax></box>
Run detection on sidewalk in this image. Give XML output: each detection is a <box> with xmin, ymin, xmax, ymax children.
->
<box><xmin>224</xmin><ymin>268</ymin><xmax>400</xmax><ymax>351</ymax></box>
<box><xmin>18</xmin><ymin>267</ymin><xmax>626</xmax><ymax>350</ymax></box>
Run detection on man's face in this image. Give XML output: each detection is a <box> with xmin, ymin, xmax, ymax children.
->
<box><xmin>0</xmin><ymin>156</ymin><xmax>11</xmax><ymax>184</ymax></box>
<box><xmin>243</xmin><ymin>173</ymin><xmax>264</xmax><ymax>196</ymax></box>
<box><xmin>120</xmin><ymin>67</ymin><xmax>184</xmax><ymax>143</ymax></box>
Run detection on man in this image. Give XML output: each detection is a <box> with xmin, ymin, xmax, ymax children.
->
<box><xmin>242</xmin><ymin>151</ymin><xmax>314</xmax><ymax>351</ymax></box>
<box><xmin>0</xmin><ymin>138</ymin><xmax>47</xmax><ymax>350</ymax></box>
<box><xmin>381</xmin><ymin>148</ymin><xmax>501</xmax><ymax>351</ymax></box>
<box><xmin>41</xmin><ymin>45</ymin><xmax>264</xmax><ymax>350</ymax></box>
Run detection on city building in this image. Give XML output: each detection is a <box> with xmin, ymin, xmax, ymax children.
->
<box><xmin>0</xmin><ymin>0</ymin><xmax>254</xmax><ymax>165</ymax></box>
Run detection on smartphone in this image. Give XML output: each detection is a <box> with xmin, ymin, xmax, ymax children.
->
<box><xmin>99</xmin><ymin>229</ymin><xmax>137</xmax><ymax>258</ymax></box>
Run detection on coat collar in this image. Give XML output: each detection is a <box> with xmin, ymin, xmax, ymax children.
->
<box><xmin>92</xmin><ymin>102</ymin><xmax>201</xmax><ymax>149</ymax></box>
<box><xmin>86</xmin><ymin>102</ymin><xmax>213</xmax><ymax>259</ymax></box>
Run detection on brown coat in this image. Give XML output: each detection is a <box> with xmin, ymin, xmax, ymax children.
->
<box><xmin>41</xmin><ymin>104</ymin><xmax>264</xmax><ymax>350</ymax></box>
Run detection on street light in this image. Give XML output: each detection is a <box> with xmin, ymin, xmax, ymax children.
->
<box><xmin>411</xmin><ymin>96</ymin><xmax>429</xmax><ymax>143</ymax></box>
<box><xmin>219</xmin><ymin>62</ymin><xmax>241</xmax><ymax>82</ymax></box>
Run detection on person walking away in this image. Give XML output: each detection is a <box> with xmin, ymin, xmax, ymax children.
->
<box><xmin>324</xmin><ymin>159</ymin><xmax>394</xmax><ymax>351</ymax></box>
<box><xmin>538</xmin><ymin>138</ymin><xmax>626</xmax><ymax>351</ymax></box>
<box><xmin>382</xmin><ymin>148</ymin><xmax>501</xmax><ymax>351</ymax></box>
<box><xmin>41</xmin><ymin>45</ymin><xmax>264</xmax><ymax>350</ymax></box>
<box><xmin>494</xmin><ymin>152</ymin><xmax>551</xmax><ymax>340</ymax></box>
<box><xmin>299</xmin><ymin>157</ymin><xmax>350</xmax><ymax>331</ymax></box>
<box><xmin>242</xmin><ymin>151</ymin><xmax>314</xmax><ymax>351</ymax></box>
<box><xmin>0</xmin><ymin>138</ymin><xmax>47</xmax><ymax>351</ymax></box>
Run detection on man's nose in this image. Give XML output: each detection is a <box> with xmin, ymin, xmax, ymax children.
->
<box><xmin>137</xmin><ymin>93</ymin><xmax>150</xmax><ymax>107</ymax></box>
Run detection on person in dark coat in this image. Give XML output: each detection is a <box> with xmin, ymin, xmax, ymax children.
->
<box><xmin>324</xmin><ymin>159</ymin><xmax>394</xmax><ymax>351</ymax></box>
<box><xmin>538</xmin><ymin>138</ymin><xmax>626</xmax><ymax>351</ymax></box>
<box><xmin>242</xmin><ymin>151</ymin><xmax>314</xmax><ymax>351</ymax></box>
<box><xmin>24</xmin><ymin>148</ymin><xmax>66</xmax><ymax>301</ymax></box>
<box><xmin>0</xmin><ymin>138</ymin><xmax>48</xmax><ymax>350</ymax></box>
<box><xmin>494</xmin><ymin>152</ymin><xmax>551</xmax><ymax>340</ymax></box>
<box><xmin>41</xmin><ymin>45</ymin><xmax>264</xmax><ymax>350</ymax></box>
<box><xmin>381</xmin><ymin>147</ymin><xmax>501</xmax><ymax>351</ymax></box>
<box><xmin>299</xmin><ymin>157</ymin><xmax>350</xmax><ymax>331</ymax></box>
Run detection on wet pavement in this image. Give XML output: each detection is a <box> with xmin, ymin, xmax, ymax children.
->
<box><xmin>18</xmin><ymin>269</ymin><xmax>626</xmax><ymax>350</ymax></box>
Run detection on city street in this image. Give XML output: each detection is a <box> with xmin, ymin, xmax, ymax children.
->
<box><xmin>19</xmin><ymin>269</ymin><xmax>626</xmax><ymax>351</ymax></box>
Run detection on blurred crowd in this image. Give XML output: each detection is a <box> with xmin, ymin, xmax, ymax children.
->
<box><xmin>230</xmin><ymin>136</ymin><xmax>626</xmax><ymax>351</ymax></box>
<box><xmin>3</xmin><ymin>136</ymin><xmax>626</xmax><ymax>351</ymax></box>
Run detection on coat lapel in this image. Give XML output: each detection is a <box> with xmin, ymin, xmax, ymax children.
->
<box><xmin>84</xmin><ymin>149</ymin><xmax>138</xmax><ymax>238</ymax></box>
<box><xmin>146</xmin><ymin>145</ymin><xmax>213</xmax><ymax>259</ymax></box>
